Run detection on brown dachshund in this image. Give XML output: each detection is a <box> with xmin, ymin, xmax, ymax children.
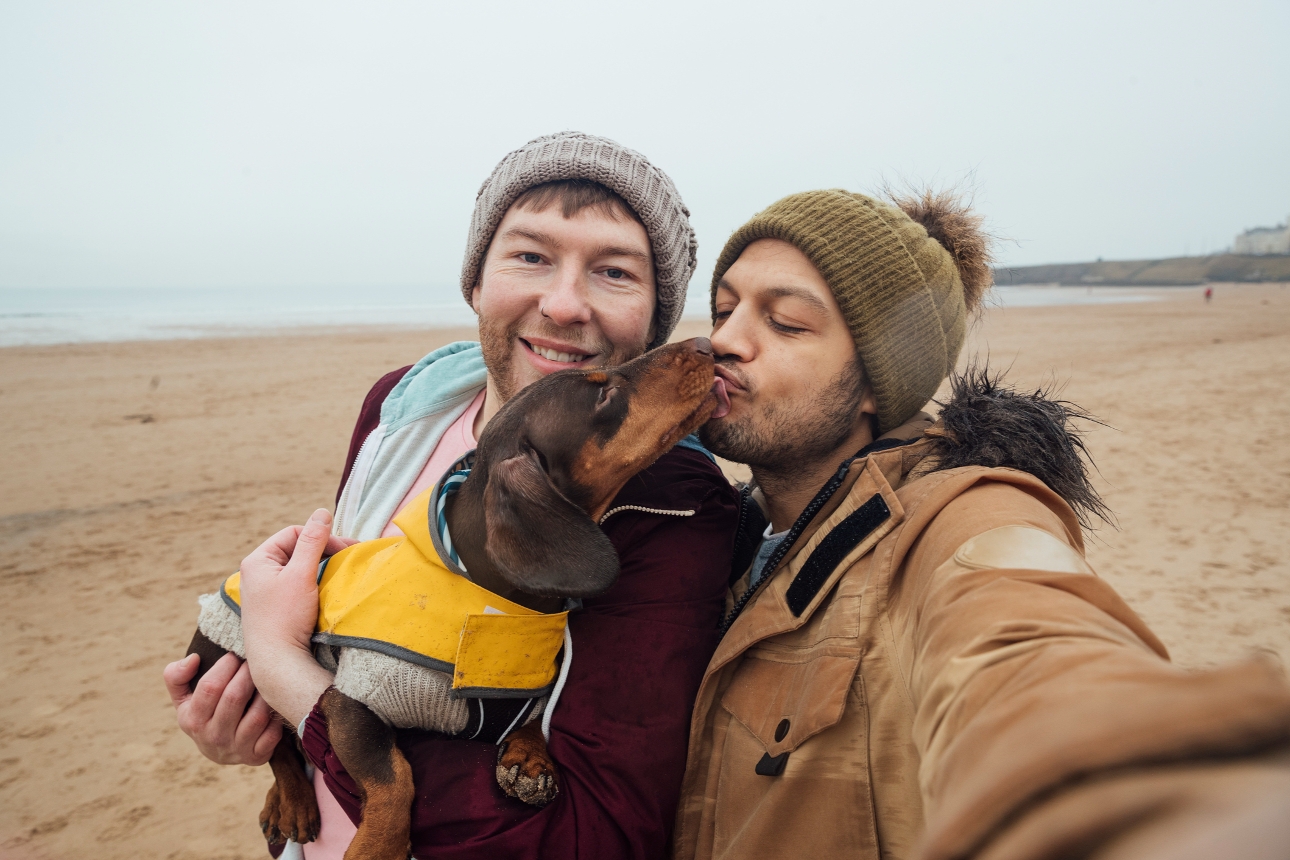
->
<box><xmin>184</xmin><ymin>338</ymin><xmax>729</xmax><ymax>860</ymax></box>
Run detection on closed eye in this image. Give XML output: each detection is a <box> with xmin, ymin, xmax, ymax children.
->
<box><xmin>596</xmin><ymin>386</ymin><xmax>618</xmax><ymax>410</ymax></box>
<box><xmin>769</xmin><ymin>317</ymin><xmax>808</xmax><ymax>335</ymax></box>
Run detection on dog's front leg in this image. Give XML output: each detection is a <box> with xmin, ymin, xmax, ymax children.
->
<box><xmin>319</xmin><ymin>687</ymin><xmax>414</xmax><ymax>860</ymax></box>
<box><xmin>496</xmin><ymin>722</ymin><xmax>560</xmax><ymax>806</ymax></box>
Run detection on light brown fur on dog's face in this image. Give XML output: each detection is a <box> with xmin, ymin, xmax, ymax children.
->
<box><xmin>564</xmin><ymin>339</ymin><xmax>722</xmax><ymax>520</ymax></box>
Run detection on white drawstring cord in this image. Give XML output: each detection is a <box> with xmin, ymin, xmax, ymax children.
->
<box><xmin>541</xmin><ymin>623</ymin><xmax>573</xmax><ymax>742</ymax></box>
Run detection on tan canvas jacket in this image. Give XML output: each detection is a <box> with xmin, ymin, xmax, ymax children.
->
<box><xmin>672</xmin><ymin>424</ymin><xmax>1290</xmax><ymax>860</ymax></box>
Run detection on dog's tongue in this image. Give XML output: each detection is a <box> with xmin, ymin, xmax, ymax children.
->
<box><xmin>710</xmin><ymin>377</ymin><xmax>731</xmax><ymax>419</ymax></box>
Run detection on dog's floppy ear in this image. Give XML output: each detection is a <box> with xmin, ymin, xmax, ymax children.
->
<box><xmin>483</xmin><ymin>449</ymin><xmax>620</xmax><ymax>598</ymax></box>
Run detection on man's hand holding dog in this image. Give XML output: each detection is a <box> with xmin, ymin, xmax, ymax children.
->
<box><xmin>238</xmin><ymin>508</ymin><xmax>356</xmax><ymax>727</ymax></box>
<box><xmin>165</xmin><ymin>509</ymin><xmax>357</xmax><ymax>757</ymax></box>
<box><xmin>163</xmin><ymin>651</ymin><xmax>283</xmax><ymax>765</ymax></box>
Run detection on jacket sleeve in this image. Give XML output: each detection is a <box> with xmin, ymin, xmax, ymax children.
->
<box><xmin>302</xmin><ymin>450</ymin><xmax>738</xmax><ymax>860</ymax></box>
<box><xmin>887</xmin><ymin>479</ymin><xmax>1290</xmax><ymax>860</ymax></box>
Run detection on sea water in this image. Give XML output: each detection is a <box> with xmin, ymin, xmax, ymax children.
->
<box><xmin>0</xmin><ymin>285</ymin><xmax>476</xmax><ymax>347</ymax></box>
<box><xmin>0</xmin><ymin>284</ymin><xmax>1164</xmax><ymax>347</ymax></box>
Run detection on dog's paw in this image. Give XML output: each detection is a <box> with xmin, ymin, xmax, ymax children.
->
<box><xmin>260</xmin><ymin>778</ymin><xmax>321</xmax><ymax>845</ymax></box>
<box><xmin>496</xmin><ymin>736</ymin><xmax>560</xmax><ymax>807</ymax></box>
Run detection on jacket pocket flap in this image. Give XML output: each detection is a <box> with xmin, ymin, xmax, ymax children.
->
<box><xmin>720</xmin><ymin>650</ymin><xmax>860</xmax><ymax>756</ymax></box>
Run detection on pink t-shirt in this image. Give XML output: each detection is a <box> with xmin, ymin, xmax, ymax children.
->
<box><xmin>381</xmin><ymin>389</ymin><xmax>486</xmax><ymax>538</ymax></box>
<box><xmin>303</xmin><ymin>388</ymin><xmax>485</xmax><ymax>858</ymax></box>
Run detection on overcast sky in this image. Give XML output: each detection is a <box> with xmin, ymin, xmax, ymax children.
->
<box><xmin>2</xmin><ymin>0</ymin><xmax>1287</xmax><ymax>292</ymax></box>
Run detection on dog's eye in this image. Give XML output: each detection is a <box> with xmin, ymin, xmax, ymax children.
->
<box><xmin>595</xmin><ymin>386</ymin><xmax>616</xmax><ymax>410</ymax></box>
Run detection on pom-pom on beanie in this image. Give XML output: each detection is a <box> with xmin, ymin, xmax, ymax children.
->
<box><xmin>710</xmin><ymin>189</ymin><xmax>992</xmax><ymax>434</ymax></box>
<box><xmin>461</xmin><ymin>131</ymin><xmax>698</xmax><ymax>349</ymax></box>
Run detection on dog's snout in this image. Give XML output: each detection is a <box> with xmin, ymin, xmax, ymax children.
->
<box><xmin>690</xmin><ymin>337</ymin><xmax>712</xmax><ymax>357</ymax></box>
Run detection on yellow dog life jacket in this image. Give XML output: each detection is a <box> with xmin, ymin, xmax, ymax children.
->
<box><xmin>219</xmin><ymin>486</ymin><xmax>568</xmax><ymax>698</ymax></box>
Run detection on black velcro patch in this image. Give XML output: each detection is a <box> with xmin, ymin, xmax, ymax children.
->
<box><xmin>785</xmin><ymin>493</ymin><xmax>890</xmax><ymax>616</ymax></box>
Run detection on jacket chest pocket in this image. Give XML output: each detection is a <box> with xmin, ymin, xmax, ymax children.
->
<box><xmin>719</xmin><ymin>644</ymin><xmax>862</xmax><ymax>758</ymax></box>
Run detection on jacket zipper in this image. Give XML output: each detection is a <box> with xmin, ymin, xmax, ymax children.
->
<box><xmin>333</xmin><ymin>423</ymin><xmax>386</xmax><ymax>538</ymax></box>
<box><xmin>719</xmin><ymin>459</ymin><xmax>855</xmax><ymax>636</ymax></box>
<box><xmin>718</xmin><ymin>436</ymin><xmax>922</xmax><ymax>636</ymax></box>
<box><xmin>599</xmin><ymin>505</ymin><xmax>695</xmax><ymax>525</ymax></box>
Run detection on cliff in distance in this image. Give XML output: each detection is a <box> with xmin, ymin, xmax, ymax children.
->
<box><xmin>994</xmin><ymin>253</ymin><xmax>1290</xmax><ymax>286</ymax></box>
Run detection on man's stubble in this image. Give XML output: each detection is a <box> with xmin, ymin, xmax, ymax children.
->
<box><xmin>478</xmin><ymin>314</ymin><xmax>646</xmax><ymax>404</ymax></box>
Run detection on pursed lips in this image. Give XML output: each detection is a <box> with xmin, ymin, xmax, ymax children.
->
<box><xmin>713</xmin><ymin>363</ymin><xmax>747</xmax><ymax>394</ymax></box>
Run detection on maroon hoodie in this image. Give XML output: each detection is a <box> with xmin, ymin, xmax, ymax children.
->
<box><xmin>299</xmin><ymin>368</ymin><xmax>739</xmax><ymax>859</ymax></box>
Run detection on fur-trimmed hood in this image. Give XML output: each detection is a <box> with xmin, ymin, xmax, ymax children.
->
<box><xmin>918</xmin><ymin>365</ymin><xmax>1111</xmax><ymax>530</ymax></box>
<box><xmin>722</xmin><ymin>364</ymin><xmax>1112</xmax><ymax>630</ymax></box>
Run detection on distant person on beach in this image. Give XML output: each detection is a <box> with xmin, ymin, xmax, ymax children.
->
<box><xmin>1206</xmin><ymin>285</ymin><xmax>1214</xmax><ymax>302</ymax></box>
<box><xmin>669</xmin><ymin>189</ymin><xmax>1290</xmax><ymax>859</ymax></box>
<box><xmin>164</xmin><ymin>132</ymin><xmax>739</xmax><ymax>858</ymax></box>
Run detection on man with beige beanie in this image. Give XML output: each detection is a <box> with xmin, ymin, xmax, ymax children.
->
<box><xmin>165</xmin><ymin>132</ymin><xmax>739</xmax><ymax>859</ymax></box>
<box><xmin>673</xmin><ymin>189</ymin><xmax>1290</xmax><ymax>859</ymax></box>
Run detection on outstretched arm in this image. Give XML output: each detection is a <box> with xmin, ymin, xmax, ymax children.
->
<box><xmin>893</xmin><ymin>480</ymin><xmax>1290</xmax><ymax>860</ymax></box>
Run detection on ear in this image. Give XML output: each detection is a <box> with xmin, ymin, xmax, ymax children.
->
<box><xmin>483</xmin><ymin>449</ymin><xmax>620</xmax><ymax>598</ymax></box>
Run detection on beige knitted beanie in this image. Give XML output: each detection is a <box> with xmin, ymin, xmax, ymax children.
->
<box><xmin>711</xmin><ymin>189</ymin><xmax>991</xmax><ymax>434</ymax></box>
<box><xmin>461</xmin><ymin>131</ymin><xmax>697</xmax><ymax>349</ymax></box>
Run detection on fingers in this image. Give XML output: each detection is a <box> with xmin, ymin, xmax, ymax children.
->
<box><xmin>240</xmin><ymin>692</ymin><xmax>285</xmax><ymax>766</ymax></box>
<box><xmin>246</xmin><ymin>525</ymin><xmax>305</xmax><ymax>571</ymax></box>
<box><xmin>182</xmin><ymin>652</ymin><xmax>242</xmax><ymax>731</ymax></box>
<box><xmin>247</xmin><ymin>697</ymin><xmax>287</xmax><ymax>765</ymax></box>
<box><xmin>287</xmin><ymin>510</ymin><xmax>333</xmax><ymax>569</ymax></box>
<box><xmin>211</xmin><ymin>659</ymin><xmax>258</xmax><ymax>731</ymax></box>
<box><xmin>325</xmin><ymin>535</ymin><xmax>359</xmax><ymax>555</ymax></box>
<box><xmin>163</xmin><ymin>653</ymin><xmax>200</xmax><ymax>706</ymax></box>
<box><xmin>242</xmin><ymin>510</ymin><xmax>342</xmax><ymax>575</ymax></box>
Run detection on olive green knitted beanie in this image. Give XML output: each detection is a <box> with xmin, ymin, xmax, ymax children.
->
<box><xmin>711</xmin><ymin>189</ymin><xmax>991</xmax><ymax>434</ymax></box>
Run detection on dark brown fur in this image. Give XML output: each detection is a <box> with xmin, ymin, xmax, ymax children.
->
<box><xmin>189</xmin><ymin>339</ymin><xmax>723</xmax><ymax>860</ymax></box>
<box><xmin>930</xmin><ymin>363</ymin><xmax>1113</xmax><ymax>531</ymax></box>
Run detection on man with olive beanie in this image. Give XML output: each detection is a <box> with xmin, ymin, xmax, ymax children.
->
<box><xmin>674</xmin><ymin>190</ymin><xmax>1290</xmax><ymax>860</ymax></box>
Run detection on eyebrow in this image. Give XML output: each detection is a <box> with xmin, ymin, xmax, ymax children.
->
<box><xmin>500</xmin><ymin>227</ymin><xmax>561</xmax><ymax>247</ymax></box>
<box><xmin>497</xmin><ymin>230</ymin><xmax>650</xmax><ymax>263</ymax></box>
<box><xmin>716</xmin><ymin>279</ymin><xmax>830</xmax><ymax>315</ymax></box>
<box><xmin>590</xmin><ymin>244</ymin><xmax>651</xmax><ymax>262</ymax></box>
<box><xmin>764</xmin><ymin>286</ymin><xmax>830</xmax><ymax>314</ymax></box>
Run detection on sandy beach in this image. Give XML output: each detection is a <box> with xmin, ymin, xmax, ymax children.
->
<box><xmin>1</xmin><ymin>283</ymin><xmax>1288</xmax><ymax>859</ymax></box>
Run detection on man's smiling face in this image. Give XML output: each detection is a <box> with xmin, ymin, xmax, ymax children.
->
<box><xmin>471</xmin><ymin>200</ymin><xmax>657</xmax><ymax>402</ymax></box>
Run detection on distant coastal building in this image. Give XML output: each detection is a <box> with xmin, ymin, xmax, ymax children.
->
<box><xmin>1233</xmin><ymin>216</ymin><xmax>1290</xmax><ymax>255</ymax></box>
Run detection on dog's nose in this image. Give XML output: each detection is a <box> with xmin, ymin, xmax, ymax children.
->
<box><xmin>691</xmin><ymin>337</ymin><xmax>712</xmax><ymax>357</ymax></box>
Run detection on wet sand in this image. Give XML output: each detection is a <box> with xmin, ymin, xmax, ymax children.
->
<box><xmin>1</xmin><ymin>284</ymin><xmax>1287</xmax><ymax>858</ymax></box>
